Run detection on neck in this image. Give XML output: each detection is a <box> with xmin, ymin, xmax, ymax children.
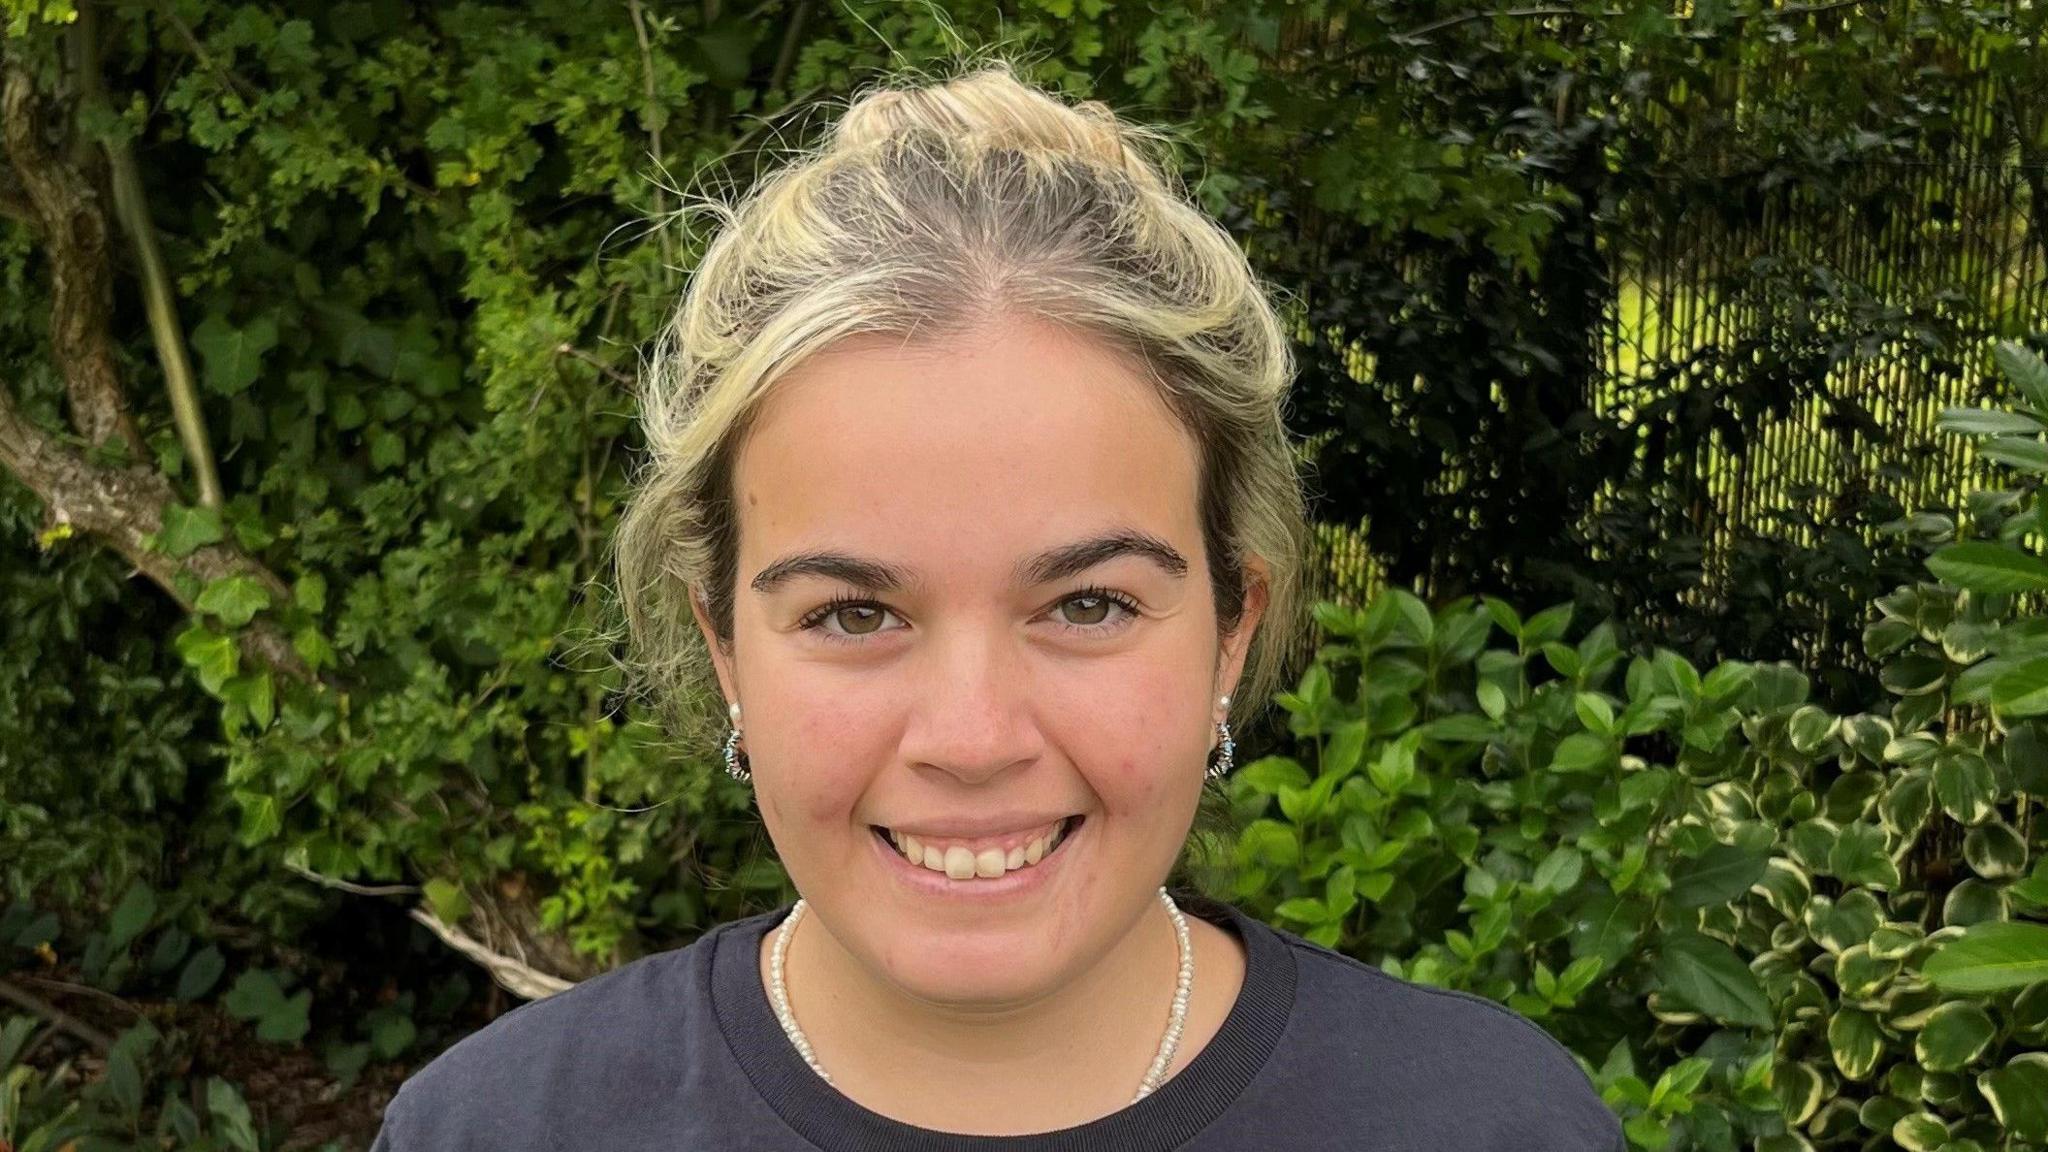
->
<box><xmin>762</xmin><ymin>890</ymin><xmax>1185</xmax><ymax>1128</ymax></box>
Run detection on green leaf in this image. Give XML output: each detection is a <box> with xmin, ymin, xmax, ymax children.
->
<box><xmin>1962</xmin><ymin>820</ymin><xmax>2028</xmax><ymax>880</ymax></box>
<box><xmin>1235</xmin><ymin>756</ymin><xmax>1309</xmax><ymax>794</ymax></box>
<box><xmin>208</xmin><ymin>1077</ymin><xmax>261</xmax><ymax>1152</ymax></box>
<box><xmin>234</xmin><ymin>790</ymin><xmax>283</xmax><ymax>845</ymax></box>
<box><xmin>196</xmin><ymin>574</ymin><xmax>273</xmax><ymax>627</ymax></box>
<box><xmin>1926</xmin><ymin>542</ymin><xmax>2048</xmax><ymax>595</ymax></box>
<box><xmin>1915</xmin><ymin>1001</ymin><xmax>1996</xmax><ymax>1072</ymax></box>
<box><xmin>174</xmin><ymin>623</ymin><xmax>239</xmax><ymax>694</ymax></box>
<box><xmin>177</xmin><ymin>946</ymin><xmax>226</xmax><ymax>1001</ymax></box>
<box><xmin>1669</xmin><ymin>842</ymin><xmax>1770</xmax><ymax>908</ymax></box>
<box><xmin>1787</xmin><ymin>705</ymin><xmax>1837</xmax><ymax>753</ymax></box>
<box><xmin>1934</xmin><ymin>751</ymin><xmax>2000</xmax><ymax>826</ymax></box>
<box><xmin>155</xmin><ymin>503</ymin><xmax>225</xmax><ymax>557</ymax></box>
<box><xmin>1938</xmin><ymin>406</ymin><xmax>2045</xmax><ymax>437</ymax></box>
<box><xmin>1533</xmin><ymin>846</ymin><xmax>1584</xmax><ymax>895</ymax></box>
<box><xmin>1994</xmin><ymin>340</ymin><xmax>2048</xmax><ymax>413</ymax></box>
<box><xmin>1274</xmin><ymin>897</ymin><xmax>1327</xmax><ymax>924</ymax></box>
<box><xmin>1549</xmin><ymin>732</ymin><xmax>1610</xmax><ymax>774</ymax></box>
<box><xmin>1828</xmin><ymin>822</ymin><xmax>1901</xmax><ymax>890</ymax></box>
<box><xmin>192</xmin><ymin>311</ymin><xmax>279</xmax><ymax>396</ymax></box>
<box><xmin>1924</xmin><ymin>921</ymin><xmax>2048</xmax><ymax>992</ymax></box>
<box><xmin>1828</xmin><ymin>1006</ymin><xmax>1887</xmax><ymax>1081</ymax></box>
<box><xmin>371</xmin><ymin>1012</ymin><xmax>417</xmax><ymax>1060</ymax></box>
<box><xmin>1977</xmin><ymin>436</ymin><xmax>2048</xmax><ymax>473</ymax></box>
<box><xmin>1977</xmin><ymin>1052</ymin><xmax>2048</xmax><ymax>1142</ymax></box>
<box><xmin>1656</xmin><ymin>929</ymin><xmax>1772</xmax><ymax>1028</ymax></box>
<box><xmin>224</xmin><ymin>969</ymin><xmax>286</xmax><ymax>1021</ymax></box>
<box><xmin>1322</xmin><ymin>721</ymin><xmax>1367</xmax><ymax>780</ymax></box>
<box><xmin>106</xmin><ymin>880</ymin><xmax>156</xmax><ymax>950</ymax></box>
<box><xmin>423</xmin><ymin>878</ymin><xmax>471</xmax><ymax>925</ymax></box>
<box><xmin>1890</xmin><ymin>1111</ymin><xmax>1948</xmax><ymax>1151</ymax></box>
<box><xmin>295</xmin><ymin>571</ymin><xmax>328</xmax><ymax>614</ymax></box>
<box><xmin>1992</xmin><ymin>657</ymin><xmax>2048</xmax><ymax>717</ymax></box>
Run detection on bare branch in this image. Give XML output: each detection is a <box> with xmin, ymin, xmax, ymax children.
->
<box><xmin>0</xmin><ymin>976</ymin><xmax>115</xmax><ymax>1052</ymax></box>
<box><xmin>408</xmin><ymin>908</ymin><xmax>576</xmax><ymax>1001</ymax></box>
<box><xmin>76</xmin><ymin>5</ymin><xmax>224</xmax><ymax>508</ymax></box>
<box><xmin>287</xmin><ymin>860</ymin><xmax>420</xmax><ymax>897</ymax></box>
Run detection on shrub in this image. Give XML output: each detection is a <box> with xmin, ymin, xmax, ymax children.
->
<box><xmin>1212</xmin><ymin>347</ymin><xmax>2048</xmax><ymax>1150</ymax></box>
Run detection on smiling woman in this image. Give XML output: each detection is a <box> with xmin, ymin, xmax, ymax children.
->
<box><xmin>370</xmin><ymin>54</ymin><xmax>1623</xmax><ymax>1152</ymax></box>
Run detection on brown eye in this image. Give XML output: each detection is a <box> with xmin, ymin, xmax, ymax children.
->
<box><xmin>1060</xmin><ymin>596</ymin><xmax>1112</xmax><ymax>626</ymax></box>
<box><xmin>834</xmin><ymin>605</ymin><xmax>885</xmax><ymax>634</ymax></box>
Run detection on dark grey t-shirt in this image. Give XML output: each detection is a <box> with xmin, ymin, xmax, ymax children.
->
<box><xmin>372</xmin><ymin>892</ymin><xmax>1623</xmax><ymax>1151</ymax></box>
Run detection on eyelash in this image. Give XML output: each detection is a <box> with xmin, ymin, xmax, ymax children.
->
<box><xmin>796</xmin><ymin>584</ymin><xmax>1142</xmax><ymax>647</ymax></box>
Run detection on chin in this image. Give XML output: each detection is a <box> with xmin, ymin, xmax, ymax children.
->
<box><xmin>872</xmin><ymin>935</ymin><xmax>1068</xmax><ymax>1009</ymax></box>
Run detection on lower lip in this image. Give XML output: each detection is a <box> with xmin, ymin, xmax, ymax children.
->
<box><xmin>869</xmin><ymin>819</ymin><xmax>1081</xmax><ymax>899</ymax></box>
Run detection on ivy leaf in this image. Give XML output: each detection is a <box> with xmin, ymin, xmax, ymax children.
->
<box><xmin>196</xmin><ymin>575</ymin><xmax>272</xmax><ymax>627</ymax></box>
<box><xmin>423</xmin><ymin>878</ymin><xmax>471</xmax><ymax>925</ymax></box>
<box><xmin>234</xmin><ymin>790</ymin><xmax>283</xmax><ymax>845</ymax></box>
<box><xmin>174</xmin><ymin>623</ymin><xmax>238</xmax><ymax>694</ymax></box>
<box><xmin>155</xmin><ymin>503</ymin><xmax>225</xmax><ymax>557</ymax></box>
<box><xmin>192</xmin><ymin>312</ymin><xmax>279</xmax><ymax>396</ymax></box>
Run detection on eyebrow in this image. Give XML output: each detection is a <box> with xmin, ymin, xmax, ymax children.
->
<box><xmin>748</xmin><ymin>529</ymin><xmax>1190</xmax><ymax>596</ymax></box>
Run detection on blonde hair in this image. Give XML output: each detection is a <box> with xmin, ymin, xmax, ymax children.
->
<box><xmin>609</xmin><ymin>56</ymin><xmax>1311</xmax><ymax>762</ymax></box>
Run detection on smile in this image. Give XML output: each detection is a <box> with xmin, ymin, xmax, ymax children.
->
<box><xmin>871</xmin><ymin>816</ymin><xmax>1082</xmax><ymax>880</ymax></box>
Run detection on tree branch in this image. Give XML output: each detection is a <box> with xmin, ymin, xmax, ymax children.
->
<box><xmin>408</xmin><ymin>908</ymin><xmax>576</xmax><ymax>1002</ymax></box>
<box><xmin>0</xmin><ymin>976</ymin><xmax>115</xmax><ymax>1052</ymax></box>
<box><xmin>75</xmin><ymin>5</ymin><xmax>224</xmax><ymax>508</ymax></box>
<box><xmin>0</xmin><ymin>38</ymin><xmax>309</xmax><ymax>683</ymax></box>
<box><xmin>1</xmin><ymin>54</ymin><xmax>143</xmax><ymax>458</ymax></box>
<box><xmin>627</xmin><ymin>0</ymin><xmax>677</xmax><ymax>271</ymax></box>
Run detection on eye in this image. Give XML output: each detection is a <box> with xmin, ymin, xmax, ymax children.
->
<box><xmin>797</xmin><ymin>597</ymin><xmax>900</xmax><ymax>643</ymax></box>
<box><xmin>1051</xmin><ymin>585</ymin><xmax>1140</xmax><ymax>634</ymax></box>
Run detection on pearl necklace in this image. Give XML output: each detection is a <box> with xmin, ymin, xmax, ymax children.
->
<box><xmin>768</xmin><ymin>885</ymin><xmax>1194</xmax><ymax>1102</ymax></box>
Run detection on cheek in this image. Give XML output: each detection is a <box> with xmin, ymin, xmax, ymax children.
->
<box><xmin>765</xmin><ymin>688</ymin><xmax>884</xmax><ymax>824</ymax></box>
<box><xmin>1081</xmin><ymin>666</ymin><xmax>1203</xmax><ymax>809</ymax></box>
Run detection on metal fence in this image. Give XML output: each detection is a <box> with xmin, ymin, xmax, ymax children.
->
<box><xmin>1292</xmin><ymin>9</ymin><xmax>2046</xmax><ymax>681</ymax></box>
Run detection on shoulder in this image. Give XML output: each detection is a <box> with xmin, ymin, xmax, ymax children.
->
<box><xmin>373</xmin><ymin>921</ymin><xmax>734</xmax><ymax>1151</ymax></box>
<box><xmin>1248</xmin><ymin>916</ymin><xmax>1622</xmax><ymax>1152</ymax></box>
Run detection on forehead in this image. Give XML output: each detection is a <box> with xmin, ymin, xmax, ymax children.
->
<box><xmin>732</xmin><ymin>317</ymin><xmax>1201</xmax><ymax>570</ymax></box>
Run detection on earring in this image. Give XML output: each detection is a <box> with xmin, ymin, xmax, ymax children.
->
<box><xmin>723</xmin><ymin>700</ymin><xmax>751</xmax><ymax>783</ymax></box>
<box><xmin>1206</xmin><ymin>693</ymin><xmax>1235</xmax><ymax>780</ymax></box>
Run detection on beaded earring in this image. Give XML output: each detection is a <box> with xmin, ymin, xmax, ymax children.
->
<box><xmin>723</xmin><ymin>700</ymin><xmax>750</xmax><ymax>783</ymax></box>
<box><xmin>1206</xmin><ymin>693</ymin><xmax>1235</xmax><ymax>780</ymax></box>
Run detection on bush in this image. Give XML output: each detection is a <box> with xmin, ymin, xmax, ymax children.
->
<box><xmin>1212</xmin><ymin>345</ymin><xmax>2048</xmax><ymax>1149</ymax></box>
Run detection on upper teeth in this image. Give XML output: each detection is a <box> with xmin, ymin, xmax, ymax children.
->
<box><xmin>887</xmin><ymin>819</ymin><xmax>1071</xmax><ymax>879</ymax></box>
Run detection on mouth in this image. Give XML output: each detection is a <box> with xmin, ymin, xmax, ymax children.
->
<box><xmin>870</xmin><ymin>815</ymin><xmax>1084</xmax><ymax>881</ymax></box>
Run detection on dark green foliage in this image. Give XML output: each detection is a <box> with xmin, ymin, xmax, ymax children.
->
<box><xmin>4</xmin><ymin>1</ymin><xmax>2046</xmax><ymax>1147</ymax></box>
<box><xmin>1211</xmin><ymin>345</ymin><xmax>2048</xmax><ymax>1149</ymax></box>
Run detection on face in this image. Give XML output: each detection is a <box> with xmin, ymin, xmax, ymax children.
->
<box><xmin>691</xmin><ymin>313</ymin><xmax>1266</xmax><ymax>1010</ymax></box>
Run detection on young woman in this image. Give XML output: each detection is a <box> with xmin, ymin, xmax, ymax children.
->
<box><xmin>372</xmin><ymin>58</ymin><xmax>1623</xmax><ymax>1152</ymax></box>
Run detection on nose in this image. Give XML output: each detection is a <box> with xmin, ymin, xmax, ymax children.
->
<box><xmin>897</xmin><ymin>618</ymin><xmax>1044</xmax><ymax>784</ymax></box>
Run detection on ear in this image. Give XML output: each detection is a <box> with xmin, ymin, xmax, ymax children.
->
<box><xmin>688</xmin><ymin>584</ymin><xmax>740</xmax><ymax>707</ymax></box>
<box><xmin>1218</xmin><ymin>553</ymin><xmax>1271</xmax><ymax>703</ymax></box>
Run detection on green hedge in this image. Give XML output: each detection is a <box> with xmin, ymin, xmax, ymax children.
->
<box><xmin>1210</xmin><ymin>344</ymin><xmax>2048</xmax><ymax>1150</ymax></box>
